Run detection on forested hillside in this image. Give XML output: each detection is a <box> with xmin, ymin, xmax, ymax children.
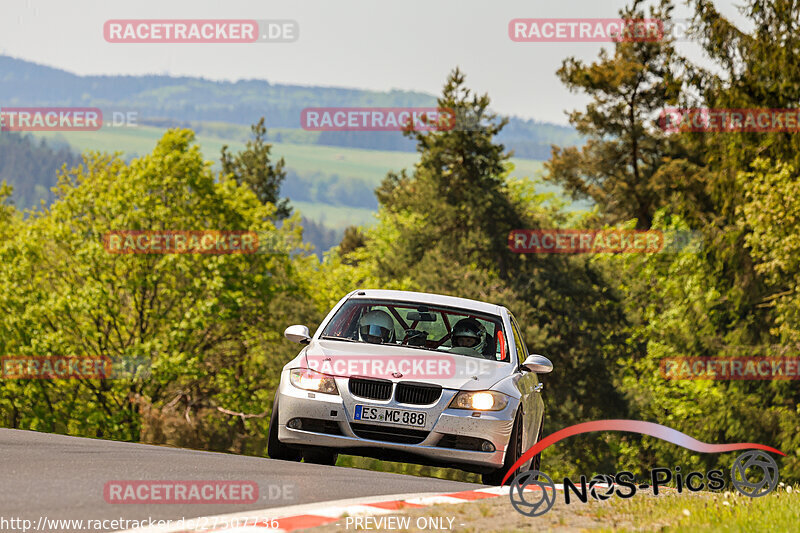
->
<box><xmin>0</xmin><ymin>55</ymin><xmax>581</xmax><ymax>156</ymax></box>
<box><xmin>0</xmin><ymin>133</ymin><xmax>81</xmax><ymax>208</ymax></box>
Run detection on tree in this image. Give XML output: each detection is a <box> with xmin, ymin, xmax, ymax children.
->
<box><xmin>375</xmin><ymin>67</ymin><xmax>522</xmax><ymax>278</ymax></box>
<box><xmin>221</xmin><ymin>118</ymin><xmax>291</xmax><ymax>219</ymax></box>
<box><xmin>333</xmin><ymin>70</ymin><xmax>631</xmax><ymax>476</ymax></box>
<box><xmin>544</xmin><ymin>0</ymin><xmax>686</xmax><ymax>228</ymax></box>
<box><xmin>0</xmin><ymin>129</ymin><xmax>307</xmax><ymax>451</ymax></box>
<box><xmin>599</xmin><ymin>0</ymin><xmax>800</xmax><ymax>481</ymax></box>
<box><xmin>338</xmin><ymin>225</ymin><xmax>366</xmax><ymax>262</ymax></box>
<box><xmin>0</xmin><ymin>133</ymin><xmax>81</xmax><ymax>209</ymax></box>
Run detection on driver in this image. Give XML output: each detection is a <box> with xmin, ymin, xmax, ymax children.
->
<box><xmin>358</xmin><ymin>309</ymin><xmax>396</xmax><ymax>344</ymax></box>
<box><xmin>450</xmin><ymin>318</ymin><xmax>490</xmax><ymax>358</ymax></box>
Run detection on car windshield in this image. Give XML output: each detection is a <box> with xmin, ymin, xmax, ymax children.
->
<box><xmin>320</xmin><ymin>298</ymin><xmax>509</xmax><ymax>362</ymax></box>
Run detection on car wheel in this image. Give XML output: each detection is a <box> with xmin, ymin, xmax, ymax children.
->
<box><xmin>267</xmin><ymin>396</ymin><xmax>302</xmax><ymax>462</ymax></box>
<box><xmin>482</xmin><ymin>410</ymin><xmax>524</xmax><ymax>486</ymax></box>
<box><xmin>301</xmin><ymin>447</ymin><xmax>339</xmax><ymax>466</ymax></box>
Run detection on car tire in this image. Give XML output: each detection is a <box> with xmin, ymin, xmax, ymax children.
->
<box><xmin>267</xmin><ymin>396</ymin><xmax>302</xmax><ymax>462</ymax></box>
<box><xmin>482</xmin><ymin>410</ymin><xmax>524</xmax><ymax>486</ymax></box>
<box><xmin>301</xmin><ymin>447</ymin><xmax>339</xmax><ymax>466</ymax></box>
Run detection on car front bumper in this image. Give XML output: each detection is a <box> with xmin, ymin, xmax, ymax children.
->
<box><xmin>275</xmin><ymin>370</ymin><xmax>517</xmax><ymax>471</ymax></box>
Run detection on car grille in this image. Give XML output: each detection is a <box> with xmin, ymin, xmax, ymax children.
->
<box><xmin>350</xmin><ymin>422</ymin><xmax>429</xmax><ymax>444</ymax></box>
<box><xmin>349</xmin><ymin>377</ymin><xmax>392</xmax><ymax>400</ymax></box>
<box><xmin>395</xmin><ymin>383</ymin><xmax>442</xmax><ymax>405</ymax></box>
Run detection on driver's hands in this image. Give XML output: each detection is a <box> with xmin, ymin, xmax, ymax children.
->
<box><xmin>402</xmin><ymin>329</ymin><xmax>428</xmax><ymax>346</ymax></box>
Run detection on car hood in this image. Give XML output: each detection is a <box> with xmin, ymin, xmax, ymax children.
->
<box><xmin>302</xmin><ymin>339</ymin><xmax>511</xmax><ymax>390</ymax></box>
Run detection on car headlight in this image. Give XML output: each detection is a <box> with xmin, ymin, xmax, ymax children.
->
<box><xmin>449</xmin><ymin>390</ymin><xmax>509</xmax><ymax>411</ymax></box>
<box><xmin>290</xmin><ymin>368</ymin><xmax>339</xmax><ymax>395</ymax></box>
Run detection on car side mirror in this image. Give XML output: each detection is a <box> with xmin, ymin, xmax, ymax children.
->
<box><xmin>520</xmin><ymin>354</ymin><xmax>553</xmax><ymax>374</ymax></box>
<box><xmin>284</xmin><ymin>325</ymin><xmax>311</xmax><ymax>345</ymax></box>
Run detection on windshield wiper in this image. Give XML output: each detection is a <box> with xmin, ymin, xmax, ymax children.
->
<box><xmin>320</xmin><ymin>336</ymin><xmax>440</xmax><ymax>352</ymax></box>
<box><xmin>319</xmin><ymin>335</ymin><xmax>357</xmax><ymax>343</ymax></box>
<box><xmin>393</xmin><ymin>343</ymin><xmax>450</xmax><ymax>354</ymax></box>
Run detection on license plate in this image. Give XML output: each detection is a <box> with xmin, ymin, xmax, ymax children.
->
<box><xmin>353</xmin><ymin>405</ymin><xmax>426</xmax><ymax>427</ymax></box>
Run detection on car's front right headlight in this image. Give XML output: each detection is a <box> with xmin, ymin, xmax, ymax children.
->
<box><xmin>449</xmin><ymin>390</ymin><xmax>509</xmax><ymax>411</ymax></box>
<box><xmin>290</xmin><ymin>368</ymin><xmax>339</xmax><ymax>395</ymax></box>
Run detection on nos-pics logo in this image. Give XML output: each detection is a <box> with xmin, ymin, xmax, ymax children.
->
<box><xmin>504</xmin><ymin>420</ymin><xmax>783</xmax><ymax>517</ymax></box>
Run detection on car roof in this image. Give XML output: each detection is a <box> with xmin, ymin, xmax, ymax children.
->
<box><xmin>346</xmin><ymin>289</ymin><xmax>505</xmax><ymax>316</ymax></box>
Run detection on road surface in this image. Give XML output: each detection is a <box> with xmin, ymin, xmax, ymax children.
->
<box><xmin>0</xmin><ymin>429</ymin><xmax>479</xmax><ymax>532</ymax></box>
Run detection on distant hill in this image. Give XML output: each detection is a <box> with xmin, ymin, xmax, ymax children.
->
<box><xmin>0</xmin><ymin>55</ymin><xmax>590</xmax><ymax>254</ymax></box>
<box><xmin>0</xmin><ymin>55</ymin><xmax>581</xmax><ymax>156</ymax></box>
<box><xmin>0</xmin><ymin>132</ymin><xmax>81</xmax><ymax>209</ymax></box>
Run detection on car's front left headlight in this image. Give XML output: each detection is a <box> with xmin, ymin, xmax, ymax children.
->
<box><xmin>290</xmin><ymin>368</ymin><xmax>339</xmax><ymax>395</ymax></box>
<box><xmin>449</xmin><ymin>390</ymin><xmax>509</xmax><ymax>411</ymax></box>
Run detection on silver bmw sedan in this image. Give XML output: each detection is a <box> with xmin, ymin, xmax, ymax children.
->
<box><xmin>267</xmin><ymin>289</ymin><xmax>553</xmax><ymax>485</ymax></box>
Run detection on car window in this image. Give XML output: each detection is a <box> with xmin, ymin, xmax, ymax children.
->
<box><xmin>365</xmin><ymin>304</ymin><xmax>407</xmax><ymax>341</ymax></box>
<box><xmin>320</xmin><ymin>298</ymin><xmax>509</xmax><ymax>362</ymax></box>
<box><xmin>510</xmin><ymin>315</ymin><xmax>528</xmax><ymax>362</ymax></box>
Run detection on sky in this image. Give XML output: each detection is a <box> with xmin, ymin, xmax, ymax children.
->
<box><xmin>0</xmin><ymin>0</ymin><xmax>747</xmax><ymax>125</ymax></box>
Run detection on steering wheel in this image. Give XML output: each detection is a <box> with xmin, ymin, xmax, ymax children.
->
<box><xmin>402</xmin><ymin>329</ymin><xmax>428</xmax><ymax>346</ymax></box>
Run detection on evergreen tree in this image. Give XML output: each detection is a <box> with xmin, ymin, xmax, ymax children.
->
<box><xmin>545</xmin><ymin>0</ymin><xmax>685</xmax><ymax>228</ymax></box>
<box><xmin>221</xmin><ymin>118</ymin><xmax>291</xmax><ymax>219</ymax></box>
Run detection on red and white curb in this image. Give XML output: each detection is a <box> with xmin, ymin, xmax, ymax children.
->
<box><xmin>117</xmin><ymin>484</ymin><xmax>583</xmax><ymax>533</ymax></box>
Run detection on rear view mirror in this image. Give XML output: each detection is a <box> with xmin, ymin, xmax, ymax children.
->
<box><xmin>521</xmin><ymin>354</ymin><xmax>553</xmax><ymax>374</ymax></box>
<box><xmin>407</xmin><ymin>311</ymin><xmax>436</xmax><ymax>322</ymax></box>
<box><xmin>284</xmin><ymin>325</ymin><xmax>311</xmax><ymax>344</ymax></box>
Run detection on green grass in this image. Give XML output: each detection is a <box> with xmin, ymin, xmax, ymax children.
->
<box><xmin>290</xmin><ymin>201</ymin><xmax>377</xmax><ymax>230</ymax></box>
<box><xmin>193</xmin><ymin>122</ymin><xmax>323</xmax><ymax>145</ymax></box>
<box><xmin>597</xmin><ymin>485</ymin><xmax>800</xmax><ymax>532</ymax></box>
<box><xmin>37</xmin><ymin>126</ymin><xmax>421</xmax><ymax>182</ymax></box>
<box><xmin>328</xmin><ymin>483</ymin><xmax>800</xmax><ymax>532</ymax></box>
<box><xmin>37</xmin><ymin>123</ymin><xmax>549</xmax><ymax>184</ymax></box>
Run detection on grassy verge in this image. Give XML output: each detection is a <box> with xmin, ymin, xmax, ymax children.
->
<box><xmin>304</xmin><ymin>483</ymin><xmax>800</xmax><ymax>532</ymax></box>
<box><xmin>599</xmin><ymin>483</ymin><xmax>800</xmax><ymax>532</ymax></box>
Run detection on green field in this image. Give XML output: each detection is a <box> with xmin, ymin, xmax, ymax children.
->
<box><xmin>35</xmin><ymin>123</ymin><xmax>575</xmax><ymax>231</ymax></box>
<box><xmin>290</xmin><ymin>201</ymin><xmax>377</xmax><ymax>229</ymax></box>
<box><xmin>38</xmin><ymin>125</ymin><xmax>421</xmax><ymax>183</ymax></box>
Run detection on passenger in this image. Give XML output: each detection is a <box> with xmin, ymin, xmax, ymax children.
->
<box><xmin>358</xmin><ymin>309</ymin><xmax>396</xmax><ymax>344</ymax></box>
<box><xmin>450</xmin><ymin>318</ymin><xmax>489</xmax><ymax>358</ymax></box>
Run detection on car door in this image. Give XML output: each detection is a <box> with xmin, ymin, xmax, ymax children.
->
<box><xmin>510</xmin><ymin>314</ymin><xmax>544</xmax><ymax>464</ymax></box>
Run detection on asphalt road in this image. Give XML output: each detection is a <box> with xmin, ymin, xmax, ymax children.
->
<box><xmin>0</xmin><ymin>429</ymin><xmax>479</xmax><ymax>532</ymax></box>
